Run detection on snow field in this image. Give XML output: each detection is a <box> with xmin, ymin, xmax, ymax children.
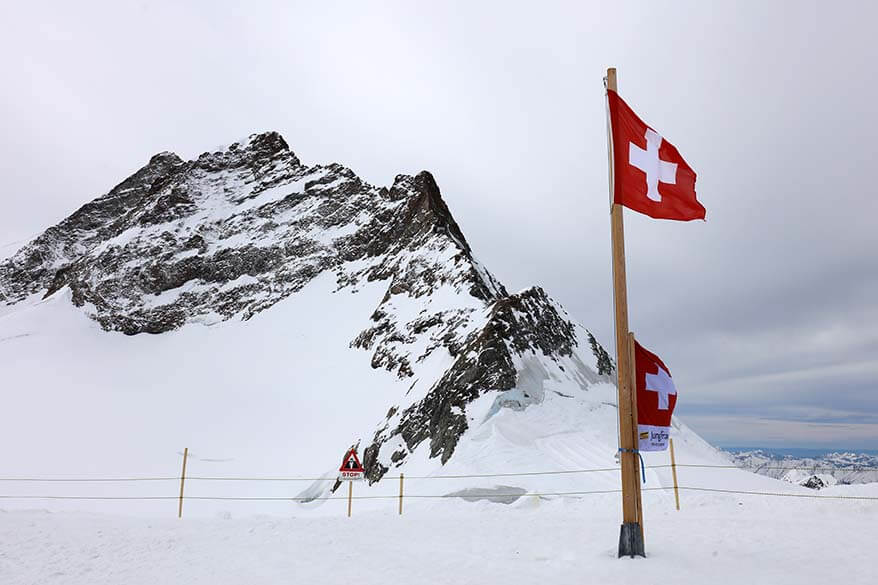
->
<box><xmin>2</xmin><ymin>485</ymin><xmax>876</xmax><ymax>585</ymax></box>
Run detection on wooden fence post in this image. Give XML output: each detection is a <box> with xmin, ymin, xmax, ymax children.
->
<box><xmin>178</xmin><ymin>447</ymin><xmax>188</xmax><ymax>519</ymax></box>
<box><xmin>399</xmin><ymin>473</ymin><xmax>404</xmax><ymax>515</ymax></box>
<box><xmin>670</xmin><ymin>438</ymin><xmax>680</xmax><ymax>511</ymax></box>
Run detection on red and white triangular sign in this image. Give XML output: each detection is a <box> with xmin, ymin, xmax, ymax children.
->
<box><xmin>338</xmin><ymin>448</ymin><xmax>364</xmax><ymax>480</ymax></box>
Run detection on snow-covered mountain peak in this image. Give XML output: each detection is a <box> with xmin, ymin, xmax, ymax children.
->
<box><xmin>0</xmin><ymin>132</ymin><xmax>499</xmax><ymax>335</ymax></box>
<box><xmin>0</xmin><ymin>133</ymin><xmax>719</xmax><ymax>488</ymax></box>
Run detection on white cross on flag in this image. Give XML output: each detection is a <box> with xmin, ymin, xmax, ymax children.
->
<box><xmin>608</xmin><ymin>90</ymin><xmax>705</xmax><ymax>221</ymax></box>
<box><xmin>634</xmin><ymin>339</ymin><xmax>678</xmax><ymax>451</ymax></box>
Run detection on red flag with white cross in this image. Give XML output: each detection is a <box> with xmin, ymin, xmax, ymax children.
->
<box><xmin>607</xmin><ymin>90</ymin><xmax>705</xmax><ymax>221</ymax></box>
<box><xmin>634</xmin><ymin>340</ymin><xmax>678</xmax><ymax>451</ymax></box>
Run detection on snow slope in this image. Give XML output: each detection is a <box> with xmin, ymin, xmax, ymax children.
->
<box><xmin>0</xmin><ymin>280</ymin><xmax>681</xmax><ymax>513</ymax></box>
<box><xmin>0</xmin><ymin>281</ymin><xmax>815</xmax><ymax>521</ymax></box>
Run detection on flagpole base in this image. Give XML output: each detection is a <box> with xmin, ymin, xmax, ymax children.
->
<box><xmin>618</xmin><ymin>523</ymin><xmax>645</xmax><ymax>558</ymax></box>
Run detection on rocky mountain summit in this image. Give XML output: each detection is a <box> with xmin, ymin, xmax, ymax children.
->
<box><xmin>0</xmin><ymin>132</ymin><xmax>614</xmax><ymax>481</ymax></box>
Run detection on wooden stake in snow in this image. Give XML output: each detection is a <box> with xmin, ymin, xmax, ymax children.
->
<box><xmin>347</xmin><ymin>481</ymin><xmax>353</xmax><ymax>518</ymax></box>
<box><xmin>178</xmin><ymin>447</ymin><xmax>188</xmax><ymax>519</ymax></box>
<box><xmin>607</xmin><ymin>67</ymin><xmax>646</xmax><ymax>558</ymax></box>
<box><xmin>399</xmin><ymin>473</ymin><xmax>404</xmax><ymax>516</ymax></box>
<box><xmin>670</xmin><ymin>438</ymin><xmax>681</xmax><ymax>511</ymax></box>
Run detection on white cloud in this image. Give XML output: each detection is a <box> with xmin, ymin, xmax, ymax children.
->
<box><xmin>2</xmin><ymin>0</ymin><xmax>877</xmax><ymax>449</ymax></box>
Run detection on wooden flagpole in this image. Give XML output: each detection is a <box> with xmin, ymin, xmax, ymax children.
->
<box><xmin>178</xmin><ymin>447</ymin><xmax>188</xmax><ymax>519</ymax></box>
<box><xmin>607</xmin><ymin>67</ymin><xmax>645</xmax><ymax>558</ymax></box>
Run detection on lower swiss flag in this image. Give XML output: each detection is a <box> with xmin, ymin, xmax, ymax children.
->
<box><xmin>608</xmin><ymin>90</ymin><xmax>705</xmax><ymax>221</ymax></box>
<box><xmin>634</xmin><ymin>340</ymin><xmax>678</xmax><ymax>451</ymax></box>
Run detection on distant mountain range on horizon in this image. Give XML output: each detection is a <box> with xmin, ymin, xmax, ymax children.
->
<box><xmin>725</xmin><ymin>447</ymin><xmax>878</xmax><ymax>487</ymax></box>
<box><xmin>723</xmin><ymin>446</ymin><xmax>878</xmax><ymax>458</ymax></box>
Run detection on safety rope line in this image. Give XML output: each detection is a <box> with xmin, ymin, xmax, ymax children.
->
<box><xmin>676</xmin><ymin>486</ymin><xmax>878</xmax><ymax>501</ymax></box>
<box><xmin>0</xmin><ymin>486</ymin><xmax>875</xmax><ymax>502</ymax></box>
<box><xmin>0</xmin><ymin>477</ymin><xmax>180</xmax><ymax>482</ymax></box>
<box><xmin>0</xmin><ymin>464</ymin><xmax>875</xmax><ymax>483</ymax></box>
<box><xmin>0</xmin><ymin>469</ymin><xmax>623</xmax><ymax>483</ymax></box>
<box><xmin>188</xmin><ymin>476</ymin><xmax>334</xmax><ymax>482</ymax></box>
<box><xmin>0</xmin><ymin>488</ymin><xmax>643</xmax><ymax>502</ymax></box>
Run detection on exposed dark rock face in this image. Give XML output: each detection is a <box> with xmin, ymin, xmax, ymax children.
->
<box><xmin>0</xmin><ymin>131</ymin><xmax>614</xmax><ymax>482</ymax></box>
<box><xmin>363</xmin><ymin>287</ymin><xmax>600</xmax><ymax>482</ymax></box>
<box><xmin>801</xmin><ymin>475</ymin><xmax>826</xmax><ymax>490</ymax></box>
<box><xmin>1</xmin><ymin>150</ymin><xmax>186</xmax><ymax>304</ymax></box>
<box><xmin>588</xmin><ymin>331</ymin><xmax>615</xmax><ymax>376</ymax></box>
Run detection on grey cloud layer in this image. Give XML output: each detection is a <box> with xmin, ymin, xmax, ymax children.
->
<box><xmin>1</xmin><ymin>0</ymin><xmax>875</xmax><ymax>448</ymax></box>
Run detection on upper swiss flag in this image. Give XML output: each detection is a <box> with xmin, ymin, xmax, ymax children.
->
<box><xmin>608</xmin><ymin>90</ymin><xmax>705</xmax><ymax>221</ymax></box>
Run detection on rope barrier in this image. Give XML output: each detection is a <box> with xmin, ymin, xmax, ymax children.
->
<box><xmin>1</xmin><ymin>463</ymin><xmax>874</xmax><ymax>483</ymax></box>
<box><xmin>0</xmin><ymin>470</ymin><xmax>623</xmax><ymax>483</ymax></box>
<box><xmin>0</xmin><ymin>488</ymin><xmax>638</xmax><ymax>502</ymax></box>
<box><xmin>0</xmin><ymin>477</ymin><xmax>180</xmax><ymax>482</ymax></box>
<box><xmin>677</xmin><ymin>486</ymin><xmax>878</xmax><ymax>501</ymax></box>
<box><xmin>0</xmin><ymin>495</ymin><xmax>179</xmax><ymax>500</ymax></box>
<box><xmin>1</xmin><ymin>486</ymin><xmax>875</xmax><ymax>502</ymax></box>
<box><xmin>188</xmin><ymin>476</ymin><xmax>335</xmax><ymax>482</ymax></box>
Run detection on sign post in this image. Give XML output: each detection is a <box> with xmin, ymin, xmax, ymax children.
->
<box><xmin>338</xmin><ymin>448</ymin><xmax>365</xmax><ymax>517</ymax></box>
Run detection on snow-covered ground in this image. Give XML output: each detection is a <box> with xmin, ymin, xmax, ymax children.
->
<box><xmin>0</xmin><ymin>273</ymin><xmax>406</xmax><ymax>518</ymax></box>
<box><xmin>2</xmin><ymin>485</ymin><xmax>876</xmax><ymax>585</ymax></box>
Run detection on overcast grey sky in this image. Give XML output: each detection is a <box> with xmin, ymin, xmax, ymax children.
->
<box><xmin>2</xmin><ymin>1</ymin><xmax>876</xmax><ymax>449</ymax></box>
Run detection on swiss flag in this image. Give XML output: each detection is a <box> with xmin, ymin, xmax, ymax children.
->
<box><xmin>634</xmin><ymin>340</ymin><xmax>678</xmax><ymax>451</ymax></box>
<box><xmin>608</xmin><ymin>90</ymin><xmax>705</xmax><ymax>221</ymax></box>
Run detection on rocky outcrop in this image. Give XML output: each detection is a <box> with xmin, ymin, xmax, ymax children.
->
<box><xmin>363</xmin><ymin>287</ymin><xmax>593</xmax><ymax>482</ymax></box>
